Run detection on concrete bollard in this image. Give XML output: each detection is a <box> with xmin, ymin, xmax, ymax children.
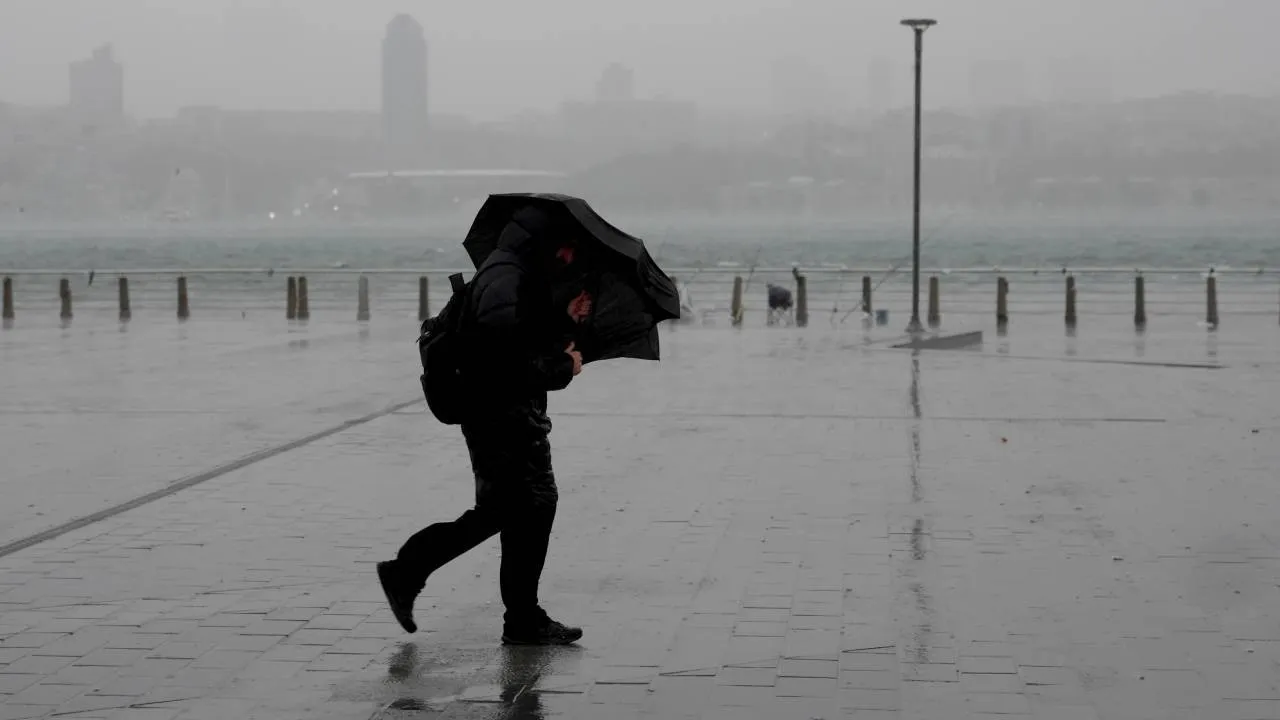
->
<box><xmin>1065</xmin><ymin>275</ymin><xmax>1077</xmax><ymax>328</ymax></box>
<box><xmin>286</xmin><ymin>276</ymin><xmax>298</xmax><ymax>320</ymax></box>
<box><xmin>861</xmin><ymin>275</ymin><xmax>873</xmax><ymax>315</ymax></box>
<box><xmin>59</xmin><ymin>278</ymin><xmax>72</xmax><ymax>320</ymax></box>
<box><xmin>297</xmin><ymin>276</ymin><xmax>310</xmax><ymax>320</ymax></box>
<box><xmin>927</xmin><ymin>275</ymin><xmax>941</xmax><ymax>329</ymax></box>
<box><xmin>357</xmin><ymin>275</ymin><xmax>371</xmax><ymax>321</ymax></box>
<box><xmin>794</xmin><ymin>274</ymin><xmax>808</xmax><ymax>328</ymax></box>
<box><xmin>118</xmin><ymin>277</ymin><xmax>131</xmax><ymax>321</ymax></box>
<box><xmin>996</xmin><ymin>277</ymin><xmax>1009</xmax><ymax>328</ymax></box>
<box><xmin>1206</xmin><ymin>273</ymin><xmax>1219</xmax><ymax>328</ymax></box>
<box><xmin>177</xmin><ymin>276</ymin><xmax>190</xmax><ymax>320</ymax></box>
<box><xmin>730</xmin><ymin>276</ymin><xmax>744</xmax><ymax>326</ymax></box>
<box><xmin>1134</xmin><ymin>275</ymin><xmax>1146</xmax><ymax>329</ymax></box>
<box><xmin>2</xmin><ymin>276</ymin><xmax>13</xmax><ymax>321</ymax></box>
<box><xmin>418</xmin><ymin>276</ymin><xmax>430</xmax><ymax>322</ymax></box>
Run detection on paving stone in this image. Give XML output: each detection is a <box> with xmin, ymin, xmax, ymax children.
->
<box><xmin>0</xmin><ymin>705</ymin><xmax>48</xmax><ymax>720</ymax></box>
<box><xmin>779</xmin><ymin>658</ymin><xmax>839</xmax><ymax>679</ymax></box>
<box><xmin>958</xmin><ymin>656</ymin><xmax>1019</xmax><ymax>675</ymax></box>
<box><xmin>3</xmin><ymin>654</ymin><xmax>77</xmax><ymax>675</ymax></box>
<box><xmin>715</xmin><ymin>666</ymin><xmax>776</xmax><ymax>687</ymax></box>
<box><xmin>75</xmin><ymin>648</ymin><xmax>147</xmax><ymax>667</ymax></box>
<box><xmin>774</xmin><ymin>675</ymin><xmax>838</xmax><ymax>698</ymax></box>
<box><xmin>8</xmin><ymin>680</ymin><xmax>87</xmax><ymax>706</ymax></box>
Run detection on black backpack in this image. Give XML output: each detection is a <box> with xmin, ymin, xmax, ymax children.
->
<box><xmin>418</xmin><ymin>272</ymin><xmax>472</xmax><ymax>425</ymax></box>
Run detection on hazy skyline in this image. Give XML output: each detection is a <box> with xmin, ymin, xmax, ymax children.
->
<box><xmin>2</xmin><ymin>0</ymin><xmax>1279</xmax><ymax>120</ymax></box>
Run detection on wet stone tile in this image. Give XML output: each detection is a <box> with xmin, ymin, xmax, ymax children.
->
<box><xmin>8</xmin><ymin>681</ymin><xmax>87</xmax><ymax>706</ymax></box>
<box><xmin>3</xmin><ymin>654</ymin><xmax>77</xmax><ymax>675</ymax></box>
<box><xmin>840</xmin><ymin>687</ymin><xmax>901</xmax><ymax>710</ymax></box>
<box><xmin>841</xmin><ymin>652</ymin><xmax>898</xmax><ymax>672</ymax></box>
<box><xmin>1018</xmin><ymin>666</ymin><xmax>1079</xmax><ymax>686</ymax></box>
<box><xmin>732</xmin><ymin>621</ymin><xmax>787</xmax><ymax>638</ymax></box>
<box><xmin>774</xmin><ymin>675</ymin><xmax>838</xmax><ymax>698</ymax></box>
<box><xmin>965</xmin><ymin>691</ymin><xmax>1033</xmax><ymax>715</ymax></box>
<box><xmin>779</xmin><ymin>658</ymin><xmax>839</xmax><ymax>679</ymax></box>
<box><xmin>959</xmin><ymin>672</ymin><xmax>1023</xmax><ymax>694</ymax></box>
<box><xmin>74</xmin><ymin>648</ymin><xmax>146</xmax><ymax>667</ymax></box>
<box><xmin>586</xmin><ymin>682</ymin><xmax>649</xmax><ymax>705</ymax></box>
<box><xmin>902</xmin><ymin>663</ymin><xmax>958</xmax><ymax>683</ymax></box>
<box><xmin>959</xmin><ymin>656</ymin><xmax>1019</xmax><ymax>675</ymax></box>
<box><xmin>716</xmin><ymin>666</ymin><xmax>776</xmax><ymax>687</ymax></box>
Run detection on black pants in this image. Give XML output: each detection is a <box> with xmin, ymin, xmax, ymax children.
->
<box><xmin>396</xmin><ymin>426</ymin><xmax>558</xmax><ymax>628</ymax></box>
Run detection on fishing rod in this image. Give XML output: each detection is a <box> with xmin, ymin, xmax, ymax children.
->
<box><xmin>838</xmin><ymin>210</ymin><xmax>960</xmax><ymax>324</ymax></box>
<box><xmin>829</xmin><ymin>270</ymin><xmax>849</xmax><ymax>326</ymax></box>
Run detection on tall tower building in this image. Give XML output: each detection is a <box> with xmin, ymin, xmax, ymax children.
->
<box><xmin>69</xmin><ymin>44</ymin><xmax>124</xmax><ymax>129</ymax></box>
<box><xmin>381</xmin><ymin>14</ymin><xmax>428</xmax><ymax>148</ymax></box>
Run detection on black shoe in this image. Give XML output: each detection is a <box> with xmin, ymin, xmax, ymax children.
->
<box><xmin>377</xmin><ymin>561</ymin><xmax>418</xmax><ymax>634</ymax></box>
<box><xmin>501</xmin><ymin>619</ymin><xmax>583</xmax><ymax>646</ymax></box>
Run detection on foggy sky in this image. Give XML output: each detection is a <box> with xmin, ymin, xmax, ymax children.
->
<box><xmin>2</xmin><ymin>0</ymin><xmax>1278</xmax><ymax>119</ymax></box>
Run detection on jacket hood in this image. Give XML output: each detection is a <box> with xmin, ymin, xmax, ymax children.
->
<box><xmin>496</xmin><ymin>205</ymin><xmax>558</xmax><ymax>259</ymax></box>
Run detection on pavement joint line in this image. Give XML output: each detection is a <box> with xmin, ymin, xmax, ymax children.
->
<box><xmin>856</xmin><ymin>340</ymin><xmax>1226</xmax><ymax>369</ymax></box>
<box><xmin>977</xmin><ymin>353</ymin><xmax>1225</xmax><ymax>370</ymax></box>
<box><xmin>554</xmin><ymin>411</ymin><xmax>1168</xmax><ymax>423</ymax></box>
<box><xmin>0</xmin><ymin>397</ymin><xmax>422</xmax><ymax>560</ymax></box>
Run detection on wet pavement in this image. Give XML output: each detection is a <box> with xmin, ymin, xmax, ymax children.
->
<box><xmin>1</xmin><ymin>313</ymin><xmax>1279</xmax><ymax>719</ymax></box>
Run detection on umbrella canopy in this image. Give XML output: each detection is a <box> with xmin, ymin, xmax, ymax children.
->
<box><xmin>573</xmin><ymin>270</ymin><xmax>661</xmax><ymax>363</ymax></box>
<box><xmin>463</xmin><ymin>193</ymin><xmax>680</xmax><ymax>320</ymax></box>
<box><xmin>463</xmin><ymin>193</ymin><xmax>680</xmax><ymax>363</ymax></box>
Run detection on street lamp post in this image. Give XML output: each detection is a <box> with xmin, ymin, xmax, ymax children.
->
<box><xmin>901</xmin><ymin>18</ymin><xmax>936</xmax><ymax>335</ymax></box>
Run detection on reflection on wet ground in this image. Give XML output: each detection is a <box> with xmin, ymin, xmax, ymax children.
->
<box><xmin>364</xmin><ymin>641</ymin><xmax>585</xmax><ymax>720</ymax></box>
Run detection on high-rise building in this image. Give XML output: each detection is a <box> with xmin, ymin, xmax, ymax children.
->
<box><xmin>381</xmin><ymin>14</ymin><xmax>428</xmax><ymax>148</ymax></box>
<box><xmin>69</xmin><ymin>44</ymin><xmax>123</xmax><ymax>128</ymax></box>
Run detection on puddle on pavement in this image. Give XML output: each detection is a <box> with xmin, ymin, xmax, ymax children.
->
<box><xmin>342</xmin><ymin>639</ymin><xmax>588</xmax><ymax>719</ymax></box>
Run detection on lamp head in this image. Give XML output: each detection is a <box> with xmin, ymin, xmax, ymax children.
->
<box><xmin>900</xmin><ymin>18</ymin><xmax>937</xmax><ymax>31</ymax></box>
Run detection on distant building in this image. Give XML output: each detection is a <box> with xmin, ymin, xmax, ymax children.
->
<box><xmin>69</xmin><ymin>44</ymin><xmax>123</xmax><ymax>129</ymax></box>
<box><xmin>559</xmin><ymin>65</ymin><xmax>697</xmax><ymax>158</ymax></box>
<box><xmin>381</xmin><ymin>14</ymin><xmax>428</xmax><ymax>148</ymax></box>
<box><xmin>595</xmin><ymin>63</ymin><xmax>635</xmax><ymax>103</ymax></box>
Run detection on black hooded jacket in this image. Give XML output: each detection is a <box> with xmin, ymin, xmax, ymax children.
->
<box><xmin>460</xmin><ymin>208</ymin><xmax>578</xmax><ymax>437</ymax></box>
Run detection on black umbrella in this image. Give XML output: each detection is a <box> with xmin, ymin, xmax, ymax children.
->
<box><xmin>462</xmin><ymin>193</ymin><xmax>680</xmax><ymax>363</ymax></box>
<box><xmin>571</xmin><ymin>270</ymin><xmax>661</xmax><ymax>363</ymax></box>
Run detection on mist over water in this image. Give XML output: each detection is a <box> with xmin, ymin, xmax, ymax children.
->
<box><xmin>2</xmin><ymin>211</ymin><xmax>1278</xmax><ymax>272</ymax></box>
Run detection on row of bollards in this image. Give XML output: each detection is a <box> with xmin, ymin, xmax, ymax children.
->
<box><xmin>722</xmin><ymin>272</ymin><xmax>1236</xmax><ymax>329</ymax></box>
<box><xmin>0</xmin><ymin>272</ymin><xmax>1264</xmax><ymax>329</ymax></box>
<box><xmin>5</xmin><ymin>275</ymin><xmax>193</xmax><ymax>323</ymax></box>
<box><xmin>2</xmin><ymin>274</ymin><xmax>436</xmax><ymax>324</ymax></box>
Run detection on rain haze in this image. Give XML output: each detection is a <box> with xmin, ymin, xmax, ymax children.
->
<box><xmin>1</xmin><ymin>0</ymin><xmax>1280</xmax><ymax>251</ymax></box>
<box><xmin>2</xmin><ymin>0</ymin><xmax>1279</xmax><ymax>116</ymax></box>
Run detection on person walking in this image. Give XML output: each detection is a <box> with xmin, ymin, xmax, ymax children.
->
<box><xmin>377</xmin><ymin>206</ymin><xmax>592</xmax><ymax>645</ymax></box>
